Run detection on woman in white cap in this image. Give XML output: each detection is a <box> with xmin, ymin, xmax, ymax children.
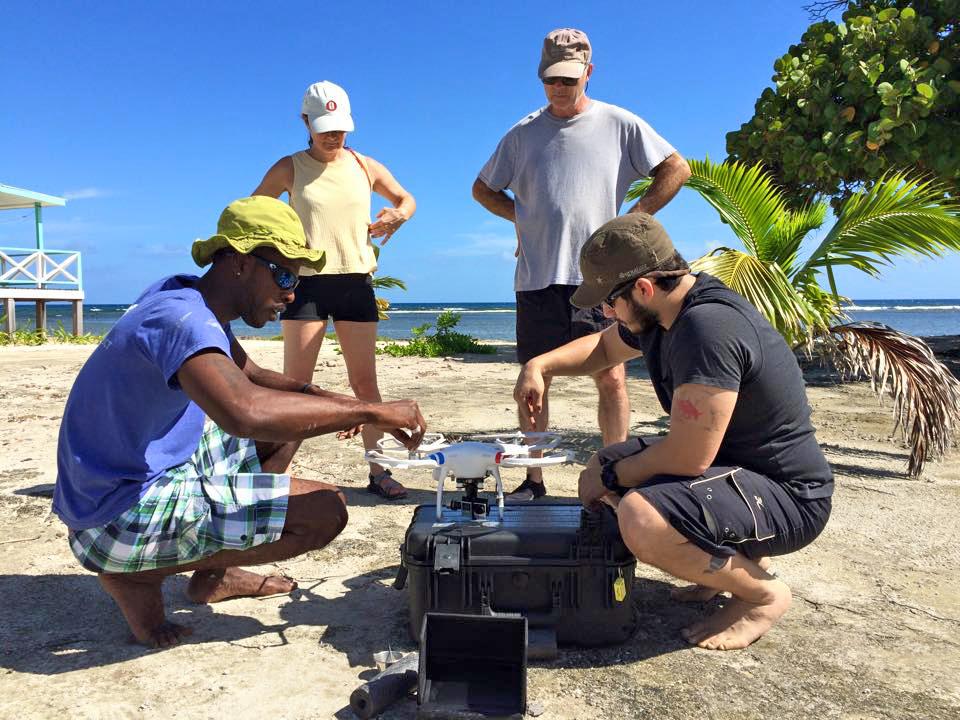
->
<box><xmin>253</xmin><ymin>80</ymin><xmax>416</xmax><ymax>500</ymax></box>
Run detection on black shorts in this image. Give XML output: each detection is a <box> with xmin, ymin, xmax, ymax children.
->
<box><xmin>280</xmin><ymin>273</ymin><xmax>379</xmax><ymax>323</ymax></box>
<box><xmin>599</xmin><ymin>438</ymin><xmax>832</xmax><ymax>560</ymax></box>
<box><xmin>515</xmin><ymin>284</ymin><xmax>612</xmax><ymax>364</ymax></box>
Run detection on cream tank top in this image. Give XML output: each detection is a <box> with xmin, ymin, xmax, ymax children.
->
<box><xmin>289</xmin><ymin>149</ymin><xmax>377</xmax><ymax>276</ymax></box>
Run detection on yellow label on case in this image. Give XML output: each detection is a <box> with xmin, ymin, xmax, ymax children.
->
<box><xmin>613</xmin><ymin>571</ymin><xmax>626</xmax><ymax>603</ymax></box>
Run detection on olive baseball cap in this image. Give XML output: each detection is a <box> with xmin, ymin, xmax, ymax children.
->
<box><xmin>538</xmin><ymin>28</ymin><xmax>591</xmax><ymax>79</ymax></box>
<box><xmin>191</xmin><ymin>196</ymin><xmax>325</xmax><ymax>272</ymax></box>
<box><xmin>571</xmin><ymin>213</ymin><xmax>679</xmax><ymax>308</ymax></box>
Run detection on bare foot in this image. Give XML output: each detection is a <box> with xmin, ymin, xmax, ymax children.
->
<box><xmin>670</xmin><ymin>584</ymin><xmax>723</xmax><ymax>603</ymax></box>
<box><xmin>98</xmin><ymin>574</ymin><xmax>193</xmax><ymax>648</ymax></box>
<box><xmin>681</xmin><ymin>579</ymin><xmax>792</xmax><ymax>650</ymax></box>
<box><xmin>187</xmin><ymin>567</ymin><xmax>298</xmax><ymax>604</ymax></box>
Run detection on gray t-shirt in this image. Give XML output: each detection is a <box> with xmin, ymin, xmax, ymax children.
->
<box><xmin>478</xmin><ymin>100</ymin><xmax>676</xmax><ymax>292</ymax></box>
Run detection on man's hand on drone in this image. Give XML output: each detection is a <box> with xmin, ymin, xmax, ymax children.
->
<box><xmin>513</xmin><ymin>364</ymin><xmax>546</xmax><ymax>426</ymax></box>
<box><xmin>372</xmin><ymin>399</ymin><xmax>427</xmax><ymax>451</ymax></box>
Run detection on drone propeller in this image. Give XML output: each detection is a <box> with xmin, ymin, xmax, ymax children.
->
<box><xmin>499</xmin><ymin>450</ymin><xmax>576</xmax><ymax>468</ymax></box>
<box><xmin>364</xmin><ymin>450</ymin><xmax>441</xmax><ymax>469</ymax></box>
<box><xmin>374</xmin><ymin>433</ymin><xmax>448</xmax><ymax>457</ymax></box>
<box><xmin>470</xmin><ymin>431</ymin><xmax>562</xmax><ymax>453</ymax></box>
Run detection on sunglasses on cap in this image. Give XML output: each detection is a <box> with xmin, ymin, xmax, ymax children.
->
<box><xmin>248</xmin><ymin>253</ymin><xmax>299</xmax><ymax>291</ymax></box>
<box><xmin>541</xmin><ymin>76</ymin><xmax>580</xmax><ymax>86</ymax></box>
<box><xmin>604</xmin><ymin>277</ymin><xmax>638</xmax><ymax>307</ymax></box>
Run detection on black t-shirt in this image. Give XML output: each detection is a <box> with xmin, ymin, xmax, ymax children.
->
<box><xmin>619</xmin><ymin>273</ymin><xmax>833</xmax><ymax>499</ymax></box>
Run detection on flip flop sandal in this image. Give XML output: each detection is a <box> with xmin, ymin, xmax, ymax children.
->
<box><xmin>367</xmin><ymin>470</ymin><xmax>408</xmax><ymax>500</ymax></box>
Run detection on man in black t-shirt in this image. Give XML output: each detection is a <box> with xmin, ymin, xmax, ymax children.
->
<box><xmin>514</xmin><ymin>213</ymin><xmax>833</xmax><ymax>650</ymax></box>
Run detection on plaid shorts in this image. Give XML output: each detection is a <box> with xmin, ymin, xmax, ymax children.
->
<box><xmin>68</xmin><ymin>420</ymin><xmax>291</xmax><ymax>574</ymax></box>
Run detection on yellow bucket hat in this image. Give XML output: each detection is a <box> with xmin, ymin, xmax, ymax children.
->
<box><xmin>191</xmin><ymin>196</ymin><xmax>325</xmax><ymax>272</ymax></box>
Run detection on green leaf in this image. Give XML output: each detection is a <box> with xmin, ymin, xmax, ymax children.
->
<box><xmin>877</xmin><ymin>8</ymin><xmax>898</xmax><ymax>22</ymax></box>
<box><xmin>803</xmin><ymin>171</ymin><xmax>960</xmax><ymax>277</ymax></box>
<box><xmin>916</xmin><ymin>83</ymin><xmax>935</xmax><ymax>99</ymax></box>
<box><xmin>900</xmin><ymin>7</ymin><xmax>915</xmax><ymax>20</ymax></box>
<box><xmin>627</xmin><ymin>159</ymin><xmax>787</xmax><ymax>258</ymax></box>
<box><xmin>691</xmin><ymin>248</ymin><xmax>819</xmax><ymax>345</ymax></box>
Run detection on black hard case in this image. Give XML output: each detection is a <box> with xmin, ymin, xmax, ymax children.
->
<box><xmin>399</xmin><ymin>501</ymin><xmax>637</xmax><ymax>646</ymax></box>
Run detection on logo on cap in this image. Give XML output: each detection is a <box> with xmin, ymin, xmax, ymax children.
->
<box><xmin>326</xmin><ymin>100</ymin><xmax>337</xmax><ymax>111</ymax></box>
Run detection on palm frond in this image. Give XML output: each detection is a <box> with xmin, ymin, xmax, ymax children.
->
<box><xmin>371</xmin><ymin>275</ymin><xmax>407</xmax><ymax>291</ymax></box>
<box><xmin>375</xmin><ymin>297</ymin><xmax>391</xmax><ymax>321</ymax></box>
<box><xmin>771</xmin><ymin>201</ymin><xmax>828</xmax><ymax>278</ymax></box>
<box><xmin>629</xmin><ymin>159</ymin><xmax>788</xmax><ymax>257</ymax></box>
<box><xmin>691</xmin><ymin>248</ymin><xmax>825</xmax><ymax>347</ymax></box>
<box><xmin>822</xmin><ymin>323</ymin><xmax>960</xmax><ymax>477</ymax></box>
<box><xmin>803</xmin><ymin>172</ymin><xmax>960</xmax><ymax>276</ymax></box>
<box><xmin>628</xmin><ymin>177</ymin><xmax>653</xmax><ymax>200</ymax></box>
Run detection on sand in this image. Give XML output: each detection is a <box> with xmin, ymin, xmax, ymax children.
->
<box><xmin>1</xmin><ymin>339</ymin><xmax>958</xmax><ymax>719</ymax></box>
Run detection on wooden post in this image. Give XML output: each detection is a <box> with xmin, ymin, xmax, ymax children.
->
<box><xmin>35</xmin><ymin>300</ymin><xmax>47</xmax><ymax>335</ymax></box>
<box><xmin>72</xmin><ymin>300</ymin><xmax>84</xmax><ymax>336</ymax></box>
<box><xmin>3</xmin><ymin>299</ymin><xmax>15</xmax><ymax>335</ymax></box>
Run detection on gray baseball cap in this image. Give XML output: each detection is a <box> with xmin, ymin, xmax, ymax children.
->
<box><xmin>571</xmin><ymin>213</ymin><xmax>680</xmax><ymax>308</ymax></box>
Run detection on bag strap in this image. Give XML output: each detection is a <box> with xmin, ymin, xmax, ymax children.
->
<box><xmin>345</xmin><ymin>147</ymin><xmax>373</xmax><ymax>191</ymax></box>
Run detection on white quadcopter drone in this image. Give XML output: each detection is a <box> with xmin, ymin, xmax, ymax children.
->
<box><xmin>365</xmin><ymin>431</ymin><xmax>575</xmax><ymax>521</ymax></box>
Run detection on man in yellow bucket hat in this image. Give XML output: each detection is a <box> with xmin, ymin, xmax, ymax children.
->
<box><xmin>53</xmin><ymin>196</ymin><xmax>427</xmax><ymax>647</ymax></box>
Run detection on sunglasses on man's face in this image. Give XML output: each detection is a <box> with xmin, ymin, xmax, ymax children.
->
<box><xmin>248</xmin><ymin>253</ymin><xmax>299</xmax><ymax>291</ymax></box>
<box><xmin>604</xmin><ymin>277</ymin><xmax>638</xmax><ymax>307</ymax></box>
<box><xmin>541</xmin><ymin>76</ymin><xmax>580</xmax><ymax>87</ymax></box>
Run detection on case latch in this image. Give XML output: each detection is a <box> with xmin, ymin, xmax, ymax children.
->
<box><xmin>433</xmin><ymin>538</ymin><xmax>461</xmax><ymax>574</ymax></box>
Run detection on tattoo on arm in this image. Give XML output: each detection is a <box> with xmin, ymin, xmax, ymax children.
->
<box><xmin>677</xmin><ymin>398</ymin><xmax>702</xmax><ymax>421</ymax></box>
<box><xmin>673</xmin><ymin>390</ymin><xmax>725</xmax><ymax>432</ymax></box>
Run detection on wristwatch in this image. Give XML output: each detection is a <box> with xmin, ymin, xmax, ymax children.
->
<box><xmin>600</xmin><ymin>459</ymin><xmax>627</xmax><ymax>496</ymax></box>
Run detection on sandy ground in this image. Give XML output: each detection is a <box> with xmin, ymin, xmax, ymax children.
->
<box><xmin>1</xmin><ymin>338</ymin><xmax>958</xmax><ymax>720</ymax></box>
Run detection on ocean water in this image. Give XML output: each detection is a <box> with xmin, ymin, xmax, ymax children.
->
<box><xmin>5</xmin><ymin>299</ymin><xmax>960</xmax><ymax>340</ymax></box>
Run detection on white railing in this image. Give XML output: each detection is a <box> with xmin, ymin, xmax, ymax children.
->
<box><xmin>0</xmin><ymin>247</ymin><xmax>83</xmax><ymax>289</ymax></box>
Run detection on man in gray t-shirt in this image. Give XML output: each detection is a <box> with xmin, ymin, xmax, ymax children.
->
<box><xmin>472</xmin><ymin>27</ymin><xmax>690</xmax><ymax>500</ymax></box>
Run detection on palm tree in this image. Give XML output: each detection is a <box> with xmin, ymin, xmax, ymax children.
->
<box><xmin>627</xmin><ymin>159</ymin><xmax>960</xmax><ymax>476</ymax></box>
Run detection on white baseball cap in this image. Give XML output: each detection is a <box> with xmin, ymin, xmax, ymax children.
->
<box><xmin>301</xmin><ymin>81</ymin><xmax>355</xmax><ymax>134</ymax></box>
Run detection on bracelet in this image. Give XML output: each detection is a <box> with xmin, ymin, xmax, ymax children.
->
<box><xmin>299</xmin><ymin>383</ymin><xmax>315</xmax><ymax>394</ymax></box>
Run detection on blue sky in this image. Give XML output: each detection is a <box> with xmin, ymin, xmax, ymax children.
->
<box><xmin>2</xmin><ymin>1</ymin><xmax>957</xmax><ymax>303</ymax></box>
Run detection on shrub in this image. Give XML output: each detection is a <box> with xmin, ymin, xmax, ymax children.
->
<box><xmin>378</xmin><ymin>311</ymin><xmax>496</xmax><ymax>357</ymax></box>
<box><xmin>0</xmin><ymin>316</ymin><xmax>102</xmax><ymax>346</ymax></box>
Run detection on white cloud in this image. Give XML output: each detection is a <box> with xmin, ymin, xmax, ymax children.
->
<box><xmin>441</xmin><ymin>232</ymin><xmax>517</xmax><ymax>262</ymax></box>
<box><xmin>43</xmin><ymin>217</ymin><xmax>154</xmax><ymax>237</ymax></box>
<box><xmin>63</xmin><ymin>187</ymin><xmax>109</xmax><ymax>201</ymax></box>
<box><xmin>141</xmin><ymin>243</ymin><xmax>186</xmax><ymax>257</ymax></box>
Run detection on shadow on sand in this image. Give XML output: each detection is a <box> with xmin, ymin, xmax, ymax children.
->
<box><xmin>0</xmin><ymin>566</ymin><xmax>696</xmax><ymax>677</ymax></box>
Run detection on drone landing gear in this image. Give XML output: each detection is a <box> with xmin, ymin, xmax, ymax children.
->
<box><xmin>433</xmin><ymin>466</ymin><xmax>506</xmax><ymax>522</ymax></box>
